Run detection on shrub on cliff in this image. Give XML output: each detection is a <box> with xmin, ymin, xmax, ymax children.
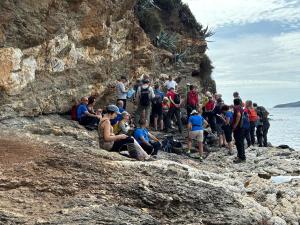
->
<box><xmin>154</xmin><ymin>0</ymin><xmax>178</xmax><ymax>11</ymax></box>
<box><xmin>138</xmin><ymin>10</ymin><xmax>162</xmax><ymax>38</ymax></box>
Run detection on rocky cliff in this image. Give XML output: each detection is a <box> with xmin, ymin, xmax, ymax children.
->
<box><xmin>1</xmin><ymin>1</ymin><xmax>299</xmax><ymax>225</ymax></box>
<box><xmin>0</xmin><ymin>0</ymin><xmax>214</xmax><ymax>119</ymax></box>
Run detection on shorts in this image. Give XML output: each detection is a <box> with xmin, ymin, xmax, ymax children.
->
<box><xmin>189</xmin><ymin>130</ymin><xmax>204</xmax><ymax>142</ymax></box>
<box><xmin>152</xmin><ymin>104</ymin><xmax>163</xmax><ymax>120</ymax></box>
<box><xmin>216</xmin><ymin>123</ymin><xmax>224</xmax><ymax>135</ymax></box>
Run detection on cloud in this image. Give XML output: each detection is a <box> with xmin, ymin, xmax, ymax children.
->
<box><xmin>182</xmin><ymin>0</ymin><xmax>300</xmax><ymax>28</ymax></box>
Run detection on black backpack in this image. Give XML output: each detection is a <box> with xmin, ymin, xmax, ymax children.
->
<box><xmin>139</xmin><ymin>87</ymin><xmax>150</xmax><ymax>106</ymax></box>
<box><xmin>152</xmin><ymin>93</ymin><xmax>162</xmax><ymax>106</ymax></box>
<box><xmin>173</xmin><ymin>93</ymin><xmax>180</xmax><ymax>104</ymax></box>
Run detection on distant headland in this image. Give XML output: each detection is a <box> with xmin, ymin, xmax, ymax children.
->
<box><xmin>274</xmin><ymin>101</ymin><xmax>300</xmax><ymax>108</ymax></box>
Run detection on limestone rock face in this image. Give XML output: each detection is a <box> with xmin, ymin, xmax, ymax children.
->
<box><xmin>0</xmin><ymin>0</ymin><xmax>212</xmax><ymax>118</ymax></box>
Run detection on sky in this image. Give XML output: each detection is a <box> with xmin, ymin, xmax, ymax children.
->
<box><xmin>182</xmin><ymin>0</ymin><xmax>300</xmax><ymax>107</ymax></box>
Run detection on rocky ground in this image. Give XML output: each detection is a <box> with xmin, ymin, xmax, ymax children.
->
<box><xmin>0</xmin><ymin>115</ymin><xmax>299</xmax><ymax>225</ymax></box>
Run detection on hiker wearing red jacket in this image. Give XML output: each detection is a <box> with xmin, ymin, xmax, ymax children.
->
<box><xmin>186</xmin><ymin>85</ymin><xmax>199</xmax><ymax>118</ymax></box>
<box><xmin>245</xmin><ymin>100</ymin><xmax>257</xmax><ymax>145</ymax></box>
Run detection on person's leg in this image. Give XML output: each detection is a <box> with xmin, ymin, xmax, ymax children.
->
<box><xmin>153</xmin><ymin>115</ymin><xmax>158</xmax><ymax>131</ymax></box>
<box><xmin>165</xmin><ymin>108</ymin><xmax>175</xmax><ymax>132</ymax></box>
<box><xmin>186</xmin><ymin>105</ymin><xmax>192</xmax><ymax>118</ymax></box>
<box><xmin>111</xmin><ymin>137</ymin><xmax>134</xmax><ymax>152</ymax></box>
<box><xmin>134</xmin><ymin>105</ymin><xmax>142</xmax><ymax>126</ymax></box>
<box><xmin>250</xmin><ymin>121</ymin><xmax>256</xmax><ymax>145</ymax></box>
<box><xmin>234</xmin><ymin>128</ymin><xmax>245</xmax><ymax>160</ymax></box>
<box><xmin>198</xmin><ymin>130</ymin><xmax>204</xmax><ymax>158</ymax></box>
<box><xmin>145</xmin><ymin>105</ymin><xmax>151</xmax><ymax>126</ymax></box>
<box><xmin>263</xmin><ymin>123</ymin><xmax>270</xmax><ymax>147</ymax></box>
<box><xmin>140</xmin><ymin>142</ymin><xmax>154</xmax><ymax>155</ymax></box>
<box><xmin>150</xmin><ymin>141</ymin><xmax>161</xmax><ymax>155</ymax></box>
<box><xmin>174</xmin><ymin>108</ymin><xmax>183</xmax><ymax>133</ymax></box>
<box><xmin>256</xmin><ymin>125</ymin><xmax>263</xmax><ymax>147</ymax></box>
<box><xmin>224</xmin><ymin>125</ymin><xmax>233</xmax><ymax>154</ymax></box>
<box><xmin>80</xmin><ymin>116</ymin><xmax>99</xmax><ymax>126</ymax></box>
<box><xmin>244</xmin><ymin>128</ymin><xmax>251</xmax><ymax>147</ymax></box>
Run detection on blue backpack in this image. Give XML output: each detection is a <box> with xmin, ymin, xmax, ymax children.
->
<box><xmin>242</xmin><ymin>111</ymin><xmax>250</xmax><ymax>129</ymax></box>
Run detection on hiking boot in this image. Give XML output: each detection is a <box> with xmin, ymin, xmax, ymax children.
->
<box><xmin>233</xmin><ymin>158</ymin><xmax>246</xmax><ymax>163</ymax></box>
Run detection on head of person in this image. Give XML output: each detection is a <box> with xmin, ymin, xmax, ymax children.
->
<box><xmin>88</xmin><ymin>96</ymin><xmax>96</xmax><ymax>105</ymax></box>
<box><xmin>197</xmin><ymin>105</ymin><xmax>203</xmax><ymax>114</ymax></box>
<box><xmin>221</xmin><ymin>104</ymin><xmax>229</xmax><ymax>112</ymax></box>
<box><xmin>189</xmin><ymin>85</ymin><xmax>195</xmax><ymax>91</ymax></box>
<box><xmin>106</xmin><ymin>104</ymin><xmax>121</xmax><ymax>119</ymax></box>
<box><xmin>122</xmin><ymin>111</ymin><xmax>130</xmax><ymax>121</ymax></box>
<box><xmin>139</xmin><ymin>118</ymin><xmax>148</xmax><ymax>128</ymax></box>
<box><xmin>246</xmin><ymin>100</ymin><xmax>253</xmax><ymax>108</ymax></box>
<box><xmin>81</xmin><ymin>96</ymin><xmax>89</xmax><ymax>105</ymax></box>
<box><xmin>116</xmin><ymin>100</ymin><xmax>124</xmax><ymax>109</ymax></box>
<box><xmin>207</xmin><ymin>92</ymin><xmax>213</xmax><ymax>101</ymax></box>
<box><xmin>233</xmin><ymin>91</ymin><xmax>239</xmax><ymax>98</ymax></box>
<box><xmin>163</xmin><ymin>97</ymin><xmax>169</xmax><ymax>103</ymax></box>
<box><xmin>233</xmin><ymin>98</ymin><xmax>241</xmax><ymax>106</ymax></box>
<box><xmin>154</xmin><ymin>83</ymin><xmax>160</xmax><ymax>90</ymax></box>
<box><xmin>120</xmin><ymin>75</ymin><xmax>127</xmax><ymax>83</ymax></box>
<box><xmin>190</xmin><ymin>109</ymin><xmax>198</xmax><ymax>116</ymax></box>
<box><xmin>253</xmin><ymin>103</ymin><xmax>258</xmax><ymax>108</ymax></box>
<box><xmin>168</xmin><ymin>87</ymin><xmax>175</xmax><ymax>93</ymax></box>
<box><xmin>168</xmin><ymin>75</ymin><xmax>172</xmax><ymax>81</ymax></box>
<box><xmin>215</xmin><ymin>93</ymin><xmax>222</xmax><ymax>100</ymax></box>
<box><xmin>217</xmin><ymin>97</ymin><xmax>223</xmax><ymax>104</ymax></box>
<box><xmin>142</xmin><ymin>79</ymin><xmax>150</xmax><ymax>86</ymax></box>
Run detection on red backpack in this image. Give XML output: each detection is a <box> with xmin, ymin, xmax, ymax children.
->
<box><xmin>248</xmin><ymin>108</ymin><xmax>257</xmax><ymax>122</ymax></box>
<box><xmin>187</xmin><ymin>91</ymin><xmax>198</xmax><ymax>107</ymax></box>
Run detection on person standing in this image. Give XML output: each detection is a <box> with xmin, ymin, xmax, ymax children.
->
<box><xmin>187</xmin><ymin>109</ymin><xmax>208</xmax><ymax>161</ymax></box>
<box><xmin>204</xmin><ymin>92</ymin><xmax>216</xmax><ymax>132</ymax></box>
<box><xmin>152</xmin><ymin>84</ymin><xmax>164</xmax><ymax>131</ymax></box>
<box><xmin>245</xmin><ymin>100</ymin><xmax>257</xmax><ymax>145</ymax></box>
<box><xmin>232</xmin><ymin>98</ymin><xmax>246</xmax><ymax>163</ymax></box>
<box><xmin>220</xmin><ymin>105</ymin><xmax>234</xmax><ymax>155</ymax></box>
<box><xmin>165</xmin><ymin>87</ymin><xmax>183</xmax><ymax>133</ymax></box>
<box><xmin>186</xmin><ymin>85</ymin><xmax>199</xmax><ymax>118</ymax></box>
<box><xmin>164</xmin><ymin>75</ymin><xmax>177</xmax><ymax>91</ymax></box>
<box><xmin>134</xmin><ymin>79</ymin><xmax>155</xmax><ymax>127</ymax></box>
<box><xmin>116</xmin><ymin>76</ymin><xmax>128</xmax><ymax>110</ymax></box>
<box><xmin>256</xmin><ymin>104</ymin><xmax>270</xmax><ymax>147</ymax></box>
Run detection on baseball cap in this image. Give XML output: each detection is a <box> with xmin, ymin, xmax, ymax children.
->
<box><xmin>191</xmin><ymin>110</ymin><xmax>198</xmax><ymax>115</ymax></box>
<box><xmin>106</xmin><ymin>105</ymin><xmax>121</xmax><ymax>114</ymax></box>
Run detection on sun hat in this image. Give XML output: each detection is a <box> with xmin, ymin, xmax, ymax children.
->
<box><xmin>191</xmin><ymin>110</ymin><xmax>198</xmax><ymax>115</ymax></box>
<box><xmin>106</xmin><ymin>105</ymin><xmax>121</xmax><ymax>114</ymax></box>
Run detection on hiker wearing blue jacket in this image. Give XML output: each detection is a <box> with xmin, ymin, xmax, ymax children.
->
<box><xmin>187</xmin><ymin>109</ymin><xmax>208</xmax><ymax>161</ymax></box>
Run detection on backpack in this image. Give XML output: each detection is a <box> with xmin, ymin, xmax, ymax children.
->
<box><xmin>187</xmin><ymin>91</ymin><xmax>198</xmax><ymax>107</ymax></box>
<box><xmin>173</xmin><ymin>93</ymin><xmax>180</xmax><ymax>104</ymax></box>
<box><xmin>162</xmin><ymin>136</ymin><xmax>183</xmax><ymax>154</ymax></box>
<box><xmin>71</xmin><ymin>105</ymin><xmax>78</xmax><ymax>121</ymax></box>
<box><xmin>248</xmin><ymin>108</ymin><xmax>257</xmax><ymax>122</ymax></box>
<box><xmin>152</xmin><ymin>93</ymin><xmax>162</xmax><ymax>106</ymax></box>
<box><xmin>139</xmin><ymin>87</ymin><xmax>150</xmax><ymax>106</ymax></box>
<box><xmin>241</xmin><ymin>111</ymin><xmax>250</xmax><ymax>129</ymax></box>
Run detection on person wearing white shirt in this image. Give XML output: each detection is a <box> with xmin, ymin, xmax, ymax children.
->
<box><xmin>116</xmin><ymin>76</ymin><xmax>128</xmax><ymax>109</ymax></box>
<box><xmin>164</xmin><ymin>75</ymin><xmax>177</xmax><ymax>91</ymax></box>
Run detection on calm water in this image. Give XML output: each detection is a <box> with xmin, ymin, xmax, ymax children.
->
<box><xmin>268</xmin><ymin>108</ymin><xmax>300</xmax><ymax>150</ymax></box>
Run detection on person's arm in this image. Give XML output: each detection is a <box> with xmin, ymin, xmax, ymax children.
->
<box><xmin>103</xmin><ymin>121</ymin><xmax>127</xmax><ymax>142</ymax></box>
<box><xmin>135</xmin><ymin>87</ymin><xmax>141</xmax><ymax>103</ymax></box>
<box><xmin>148</xmin><ymin>132</ymin><xmax>159</xmax><ymax>142</ymax></box>
<box><xmin>232</xmin><ymin>112</ymin><xmax>241</xmax><ymax>130</ymax></box>
<box><xmin>187</xmin><ymin>122</ymin><xmax>192</xmax><ymax>131</ymax></box>
<box><xmin>139</xmin><ymin>136</ymin><xmax>151</xmax><ymax>146</ymax></box>
<box><xmin>150</xmin><ymin>87</ymin><xmax>155</xmax><ymax>99</ymax></box>
<box><xmin>119</xmin><ymin>122</ymin><xmax>129</xmax><ymax>133</ymax></box>
<box><xmin>225</xmin><ymin>116</ymin><xmax>230</xmax><ymax>125</ymax></box>
<box><xmin>121</xmin><ymin>83</ymin><xmax>127</xmax><ymax>94</ymax></box>
<box><xmin>203</xmin><ymin>119</ymin><xmax>209</xmax><ymax>128</ymax></box>
<box><xmin>84</xmin><ymin>110</ymin><xmax>101</xmax><ymax>119</ymax></box>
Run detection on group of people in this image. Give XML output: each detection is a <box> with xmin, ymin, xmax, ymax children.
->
<box><xmin>74</xmin><ymin>74</ymin><xmax>270</xmax><ymax>163</ymax></box>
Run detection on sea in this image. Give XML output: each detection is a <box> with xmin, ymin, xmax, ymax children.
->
<box><xmin>268</xmin><ymin>107</ymin><xmax>300</xmax><ymax>150</ymax></box>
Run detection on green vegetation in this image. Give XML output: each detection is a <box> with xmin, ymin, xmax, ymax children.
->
<box><xmin>155</xmin><ymin>31</ymin><xmax>178</xmax><ymax>52</ymax></box>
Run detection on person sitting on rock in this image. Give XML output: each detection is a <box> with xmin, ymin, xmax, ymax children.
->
<box><xmin>187</xmin><ymin>109</ymin><xmax>208</xmax><ymax>161</ymax></box>
<box><xmin>77</xmin><ymin>96</ymin><xmax>102</xmax><ymax>128</ymax></box>
<box><xmin>110</xmin><ymin>100</ymin><xmax>125</xmax><ymax>127</ymax></box>
<box><xmin>98</xmin><ymin>105</ymin><xmax>150</xmax><ymax>160</ymax></box>
<box><xmin>98</xmin><ymin>105</ymin><xmax>134</xmax><ymax>151</ymax></box>
<box><xmin>87</xmin><ymin>96</ymin><xmax>102</xmax><ymax>116</ymax></box>
<box><xmin>134</xmin><ymin>118</ymin><xmax>161</xmax><ymax>156</ymax></box>
<box><xmin>113</xmin><ymin>111</ymin><xmax>133</xmax><ymax>135</ymax></box>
